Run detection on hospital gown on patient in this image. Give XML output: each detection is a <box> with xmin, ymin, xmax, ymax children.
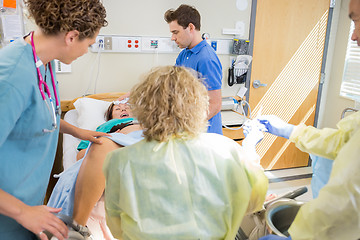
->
<box><xmin>47</xmin><ymin>130</ymin><xmax>144</xmax><ymax>217</ymax></box>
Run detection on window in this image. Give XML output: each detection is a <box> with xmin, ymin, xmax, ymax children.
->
<box><xmin>340</xmin><ymin>22</ymin><xmax>360</xmax><ymax>101</ymax></box>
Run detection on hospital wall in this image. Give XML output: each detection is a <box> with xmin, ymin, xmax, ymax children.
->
<box><xmin>24</xmin><ymin>0</ymin><xmax>252</xmax><ymax>101</ymax></box>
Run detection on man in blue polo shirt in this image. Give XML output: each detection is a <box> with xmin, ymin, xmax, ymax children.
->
<box><xmin>164</xmin><ymin>4</ymin><xmax>223</xmax><ymax>134</ymax></box>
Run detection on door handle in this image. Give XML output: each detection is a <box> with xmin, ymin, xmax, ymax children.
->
<box><xmin>253</xmin><ymin>80</ymin><xmax>267</xmax><ymax>88</ymax></box>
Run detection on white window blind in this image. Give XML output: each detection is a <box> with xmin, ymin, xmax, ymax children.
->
<box><xmin>341</xmin><ymin>22</ymin><xmax>360</xmax><ymax>101</ymax></box>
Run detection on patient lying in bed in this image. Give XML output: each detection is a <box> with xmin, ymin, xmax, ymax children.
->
<box><xmin>76</xmin><ymin>101</ymin><xmax>141</xmax><ymax>160</ymax></box>
<box><xmin>47</xmin><ymin>101</ymin><xmax>142</xmax><ymax>239</ymax></box>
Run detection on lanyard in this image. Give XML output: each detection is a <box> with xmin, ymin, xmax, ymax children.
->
<box><xmin>30</xmin><ymin>31</ymin><xmax>60</xmax><ymax>132</ymax></box>
<box><xmin>30</xmin><ymin>31</ymin><xmax>60</xmax><ymax>112</ymax></box>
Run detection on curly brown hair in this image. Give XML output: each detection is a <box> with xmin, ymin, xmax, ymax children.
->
<box><xmin>129</xmin><ymin>66</ymin><xmax>209</xmax><ymax>142</ymax></box>
<box><xmin>24</xmin><ymin>0</ymin><xmax>107</xmax><ymax>40</ymax></box>
<box><xmin>164</xmin><ymin>4</ymin><xmax>201</xmax><ymax>30</ymax></box>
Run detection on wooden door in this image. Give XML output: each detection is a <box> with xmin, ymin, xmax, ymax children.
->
<box><xmin>249</xmin><ymin>0</ymin><xmax>330</xmax><ymax>169</ymax></box>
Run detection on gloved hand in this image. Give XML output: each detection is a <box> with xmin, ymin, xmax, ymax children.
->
<box><xmin>257</xmin><ymin>115</ymin><xmax>294</xmax><ymax>139</ymax></box>
<box><xmin>242</xmin><ymin>119</ymin><xmax>266</xmax><ymax>149</ymax></box>
<box><xmin>258</xmin><ymin>234</ymin><xmax>292</xmax><ymax>240</ymax></box>
<box><xmin>242</xmin><ymin>128</ymin><xmax>264</xmax><ymax>150</ymax></box>
<box><xmin>243</xmin><ymin>119</ymin><xmax>267</xmax><ymax>138</ymax></box>
<box><xmin>242</xmin><ymin>120</ymin><xmax>252</xmax><ymax>138</ymax></box>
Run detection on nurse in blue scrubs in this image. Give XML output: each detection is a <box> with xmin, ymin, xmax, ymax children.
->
<box><xmin>0</xmin><ymin>0</ymin><xmax>107</xmax><ymax>239</ymax></box>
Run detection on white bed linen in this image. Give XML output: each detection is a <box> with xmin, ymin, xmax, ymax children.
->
<box><xmin>62</xmin><ymin>106</ymin><xmax>118</xmax><ymax>240</ymax></box>
<box><xmin>63</xmin><ymin>109</ymin><xmax>81</xmax><ymax>170</ymax></box>
<box><xmin>63</xmin><ymin>97</ymin><xmax>111</xmax><ymax>170</ymax></box>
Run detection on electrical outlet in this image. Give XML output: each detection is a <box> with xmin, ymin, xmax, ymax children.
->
<box><xmin>104</xmin><ymin>36</ymin><xmax>112</xmax><ymax>50</ymax></box>
<box><xmin>91</xmin><ymin>36</ymin><xmax>104</xmax><ymax>51</ymax></box>
<box><xmin>126</xmin><ymin>37</ymin><xmax>141</xmax><ymax>50</ymax></box>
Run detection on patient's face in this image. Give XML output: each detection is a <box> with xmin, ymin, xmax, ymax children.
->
<box><xmin>112</xmin><ymin>104</ymin><xmax>133</xmax><ymax>119</ymax></box>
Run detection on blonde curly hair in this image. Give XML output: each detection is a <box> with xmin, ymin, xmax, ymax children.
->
<box><xmin>24</xmin><ymin>0</ymin><xmax>107</xmax><ymax>40</ymax></box>
<box><xmin>129</xmin><ymin>66</ymin><xmax>209</xmax><ymax>142</ymax></box>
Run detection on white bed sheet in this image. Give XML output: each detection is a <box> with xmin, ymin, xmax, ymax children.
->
<box><xmin>62</xmin><ymin>108</ymin><xmax>118</xmax><ymax>240</ymax></box>
<box><xmin>63</xmin><ymin>109</ymin><xmax>81</xmax><ymax>170</ymax></box>
<box><xmin>62</xmin><ymin>97</ymin><xmax>111</xmax><ymax>170</ymax></box>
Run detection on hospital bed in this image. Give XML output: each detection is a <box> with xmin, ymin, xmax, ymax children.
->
<box><xmin>60</xmin><ymin>92</ymin><xmax>127</xmax><ymax>169</ymax></box>
<box><xmin>47</xmin><ymin>92</ymin><xmax>251</xmax><ymax>240</ymax></box>
<box><xmin>49</xmin><ymin>92</ymin><xmax>126</xmax><ymax>182</ymax></box>
<box><xmin>47</xmin><ymin>92</ymin><xmax>127</xmax><ymax>240</ymax></box>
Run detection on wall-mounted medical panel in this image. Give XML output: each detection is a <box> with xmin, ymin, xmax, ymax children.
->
<box><xmin>91</xmin><ymin>35</ymin><xmax>233</xmax><ymax>55</ymax></box>
<box><xmin>141</xmin><ymin>37</ymin><xmax>180</xmax><ymax>53</ymax></box>
<box><xmin>207</xmin><ymin>39</ymin><xmax>233</xmax><ymax>55</ymax></box>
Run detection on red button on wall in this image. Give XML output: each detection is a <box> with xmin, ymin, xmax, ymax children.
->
<box><xmin>135</xmin><ymin>45</ymin><xmax>139</xmax><ymax>48</ymax></box>
<box><xmin>135</xmin><ymin>40</ymin><xmax>139</xmax><ymax>43</ymax></box>
<box><xmin>128</xmin><ymin>40</ymin><xmax>131</xmax><ymax>43</ymax></box>
<box><xmin>128</xmin><ymin>44</ymin><xmax>132</xmax><ymax>48</ymax></box>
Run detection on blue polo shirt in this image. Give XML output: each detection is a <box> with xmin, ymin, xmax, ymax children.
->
<box><xmin>175</xmin><ymin>40</ymin><xmax>223</xmax><ymax>134</ymax></box>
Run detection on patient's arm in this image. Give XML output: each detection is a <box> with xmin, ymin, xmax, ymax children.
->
<box><xmin>72</xmin><ymin>137</ymin><xmax>121</xmax><ymax>226</ymax></box>
<box><xmin>72</xmin><ymin>124</ymin><xmax>142</xmax><ymax>225</ymax></box>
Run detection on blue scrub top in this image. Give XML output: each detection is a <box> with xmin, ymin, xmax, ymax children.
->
<box><xmin>175</xmin><ymin>40</ymin><xmax>223</xmax><ymax>135</ymax></box>
<box><xmin>310</xmin><ymin>154</ymin><xmax>333</xmax><ymax>198</ymax></box>
<box><xmin>0</xmin><ymin>38</ymin><xmax>60</xmax><ymax>238</ymax></box>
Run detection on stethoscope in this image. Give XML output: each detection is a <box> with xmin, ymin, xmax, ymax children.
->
<box><xmin>30</xmin><ymin>31</ymin><xmax>60</xmax><ymax>133</ymax></box>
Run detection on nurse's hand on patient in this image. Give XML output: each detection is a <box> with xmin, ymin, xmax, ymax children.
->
<box><xmin>257</xmin><ymin>115</ymin><xmax>295</xmax><ymax>139</ymax></box>
<box><xmin>117</xmin><ymin>92</ymin><xmax>130</xmax><ymax>102</ymax></box>
<box><xmin>16</xmin><ymin>205</ymin><xmax>68</xmax><ymax>240</ymax></box>
<box><xmin>76</xmin><ymin>128</ymin><xmax>110</xmax><ymax>144</ymax></box>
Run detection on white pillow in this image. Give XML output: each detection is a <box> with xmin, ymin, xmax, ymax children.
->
<box><xmin>73</xmin><ymin>98</ymin><xmax>112</xmax><ymax>131</ymax></box>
